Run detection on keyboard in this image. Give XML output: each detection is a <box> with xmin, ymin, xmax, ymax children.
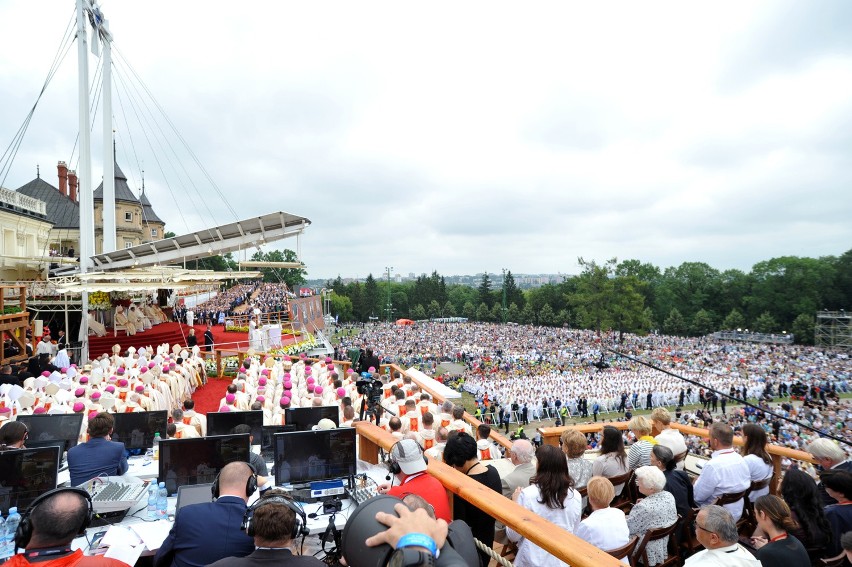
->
<box><xmin>346</xmin><ymin>482</ymin><xmax>379</xmax><ymax>506</ymax></box>
<box><xmin>85</xmin><ymin>480</ymin><xmax>148</xmax><ymax>514</ymax></box>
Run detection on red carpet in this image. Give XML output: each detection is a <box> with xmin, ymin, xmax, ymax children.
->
<box><xmin>192</xmin><ymin>377</ymin><xmax>232</xmax><ymax>414</ymax></box>
<box><xmin>88</xmin><ymin>322</ymin><xmax>249</xmax><ymax>358</ymax></box>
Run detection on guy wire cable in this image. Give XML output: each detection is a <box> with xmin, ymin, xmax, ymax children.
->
<box><xmin>605</xmin><ymin>347</ymin><xmax>852</xmax><ymax>449</ymax></box>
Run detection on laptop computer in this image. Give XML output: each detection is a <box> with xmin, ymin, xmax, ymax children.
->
<box><xmin>175</xmin><ymin>483</ymin><xmax>213</xmax><ymax>516</ymax></box>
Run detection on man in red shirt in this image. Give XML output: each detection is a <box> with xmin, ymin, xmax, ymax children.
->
<box><xmin>378</xmin><ymin>439</ymin><xmax>451</xmax><ymax>523</ymax></box>
<box><xmin>7</xmin><ymin>488</ymin><xmax>126</xmax><ymax>567</ymax></box>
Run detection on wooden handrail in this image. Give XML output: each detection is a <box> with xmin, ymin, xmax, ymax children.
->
<box><xmin>388</xmin><ymin>364</ymin><xmax>513</xmax><ymax>451</ymax></box>
<box><xmin>354</xmin><ymin>421</ymin><xmax>623</xmax><ymax>567</ymax></box>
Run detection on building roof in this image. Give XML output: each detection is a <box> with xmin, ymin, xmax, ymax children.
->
<box><xmin>16</xmin><ymin>177</ymin><xmax>79</xmax><ymax>229</ymax></box>
<box><xmin>94</xmin><ymin>163</ymin><xmax>139</xmax><ymax>204</ymax></box>
<box><xmin>139</xmin><ymin>187</ymin><xmax>164</xmax><ymax>225</ymax></box>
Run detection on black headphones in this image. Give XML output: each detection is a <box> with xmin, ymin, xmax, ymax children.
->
<box><xmin>15</xmin><ymin>487</ymin><xmax>94</xmax><ymax>550</ymax></box>
<box><xmin>241</xmin><ymin>493</ymin><xmax>309</xmax><ymax>539</ymax></box>
<box><xmin>387</xmin><ymin>440</ymin><xmax>428</xmax><ymax>476</ymax></box>
<box><xmin>212</xmin><ymin>462</ymin><xmax>258</xmax><ymax>500</ymax></box>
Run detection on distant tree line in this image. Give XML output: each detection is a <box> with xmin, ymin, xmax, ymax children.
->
<box><xmin>324</xmin><ymin>249</ymin><xmax>852</xmax><ymax>345</ymax></box>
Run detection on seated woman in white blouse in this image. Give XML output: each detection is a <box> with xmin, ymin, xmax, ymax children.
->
<box><xmin>507</xmin><ymin>444</ymin><xmax>583</xmax><ymax>567</ymax></box>
<box><xmin>575</xmin><ymin>476</ymin><xmax>630</xmax><ymax>551</ymax></box>
<box><xmin>741</xmin><ymin>423</ymin><xmax>773</xmax><ymax>501</ymax></box>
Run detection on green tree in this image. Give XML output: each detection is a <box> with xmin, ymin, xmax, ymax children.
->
<box><xmin>663</xmin><ymin>308</ymin><xmax>687</xmax><ymax>336</ymax></box>
<box><xmin>791</xmin><ymin>313</ymin><xmax>815</xmax><ymax>345</ymax></box>
<box><xmin>568</xmin><ymin>257</ymin><xmax>616</xmax><ymax>334</ymax></box>
<box><xmin>164</xmin><ymin>231</ymin><xmax>176</xmax><ymax>239</ymax></box>
<box><xmin>557</xmin><ymin>309</ymin><xmax>571</xmax><ymax>327</ymax></box>
<box><xmin>507</xmin><ymin>302</ymin><xmax>520</xmax><ymax>323</ymax></box>
<box><xmin>462</xmin><ymin>301</ymin><xmax>476</xmax><ymax>320</ymax></box>
<box><xmin>539</xmin><ymin>303</ymin><xmax>556</xmax><ymax>326</ymax></box>
<box><xmin>746</xmin><ymin>256</ymin><xmax>836</xmax><ymax>328</ymax></box>
<box><xmin>490</xmin><ymin>303</ymin><xmax>502</xmax><ymax>322</ymax></box>
<box><xmin>442</xmin><ymin>301</ymin><xmax>456</xmax><ymax>318</ymax></box>
<box><xmin>449</xmin><ymin>285</ymin><xmax>478</xmax><ymax>316</ymax></box>
<box><xmin>329</xmin><ymin>292</ymin><xmax>353</xmax><ymax>322</ymax></box>
<box><xmin>363</xmin><ymin>274</ymin><xmax>380</xmax><ymax>319</ymax></box>
<box><xmin>520</xmin><ymin>303</ymin><xmax>535</xmax><ymax>324</ymax></box>
<box><xmin>478</xmin><ymin>273</ymin><xmax>494</xmax><ymax>309</ymax></box>
<box><xmin>346</xmin><ymin>282</ymin><xmax>364</xmax><ymax>322</ymax></box>
<box><xmin>194</xmin><ymin>252</ymin><xmax>238</xmax><ymax>272</ymax></box>
<box><xmin>722</xmin><ymin>308</ymin><xmax>746</xmax><ymax>331</ymax></box>
<box><xmin>427</xmin><ymin>300</ymin><xmax>441</xmax><ymax>319</ymax></box>
<box><xmin>610</xmin><ymin>274</ymin><xmax>649</xmax><ymax>340</ymax></box>
<box><xmin>410</xmin><ymin>304</ymin><xmax>426</xmax><ymax>320</ymax></box>
<box><xmin>691</xmin><ymin>309</ymin><xmax>716</xmax><ymax>336</ymax></box>
<box><xmin>476</xmin><ymin>302</ymin><xmax>491</xmax><ymax>322</ymax></box>
<box><xmin>249</xmin><ymin>249</ymin><xmax>307</xmax><ymax>288</ymax></box>
<box><xmin>502</xmin><ymin>271</ymin><xmax>525</xmax><ymax>309</ymax></box>
<box><xmin>753</xmin><ymin>311</ymin><xmax>778</xmax><ymax>333</ymax></box>
<box><xmin>654</xmin><ymin>262</ymin><xmax>721</xmax><ymax>324</ymax></box>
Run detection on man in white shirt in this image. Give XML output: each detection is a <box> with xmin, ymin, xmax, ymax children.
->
<box><xmin>693</xmin><ymin>422</ymin><xmax>751</xmax><ymax>521</ymax></box>
<box><xmin>685</xmin><ymin>505</ymin><xmax>761</xmax><ymax>566</ymax></box>
<box><xmin>652</xmin><ymin>407</ymin><xmax>687</xmax><ymax>469</ymax></box>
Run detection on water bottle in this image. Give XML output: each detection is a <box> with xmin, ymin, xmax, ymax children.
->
<box><xmin>147</xmin><ymin>483</ymin><xmax>158</xmax><ymax>520</ymax></box>
<box><xmin>0</xmin><ymin>514</ymin><xmax>6</xmax><ymax>560</ymax></box>
<box><xmin>153</xmin><ymin>432</ymin><xmax>161</xmax><ymax>460</ymax></box>
<box><xmin>157</xmin><ymin>482</ymin><xmax>168</xmax><ymax>520</ymax></box>
<box><xmin>4</xmin><ymin>507</ymin><xmax>22</xmax><ymax>558</ymax></box>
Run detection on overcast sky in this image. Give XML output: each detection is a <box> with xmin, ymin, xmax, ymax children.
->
<box><xmin>2</xmin><ymin>1</ymin><xmax>851</xmax><ymax>280</ymax></box>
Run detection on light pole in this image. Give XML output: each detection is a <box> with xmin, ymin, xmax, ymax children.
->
<box><xmin>501</xmin><ymin>268</ymin><xmax>507</xmax><ymax>323</ymax></box>
<box><xmin>385</xmin><ymin>266</ymin><xmax>393</xmax><ymax>322</ymax></box>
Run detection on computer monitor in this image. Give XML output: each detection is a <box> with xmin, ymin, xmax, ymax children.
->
<box><xmin>205</xmin><ymin>411</ymin><xmax>263</xmax><ymax>442</ymax></box>
<box><xmin>283</xmin><ymin>406</ymin><xmax>340</xmax><ymax>431</ymax></box>
<box><xmin>111</xmin><ymin>411</ymin><xmax>168</xmax><ymax>450</ymax></box>
<box><xmin>273</xmin><ymin>428</ymin><xmax>356</xmax><ymax>487</ymax></box>
<box><xmin>158</xmin><ymin>434</ymin><xmax>250</xmax><ymax>496</ymax></box>
<box><xmin>259</xmin><ymin>425</ymin><xmax>296</xmax><ymax>460</ymax></box>
<box><xmin>16</xmin><ymin>414</ymin><xmax>84</xmax><ymax>454</ymax></box>
<box><xmin>0</xmin><ymin>446</ymin><xmax>61</xmax><ymax>515</ymax></box>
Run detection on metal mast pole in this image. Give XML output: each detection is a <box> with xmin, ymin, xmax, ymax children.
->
<box><xmin>77</xmin><ymin>0</ymin><xmax>93</xmax><ymax>363</ymax></box>
<box><xmin>102</xmin><ymin>19</ymin><xmax>116</xmax><ymax>253</ymax></box>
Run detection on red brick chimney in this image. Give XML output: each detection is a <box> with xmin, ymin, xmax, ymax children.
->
<box><xmin>68</xmin><ymin>170</ymin><xmax>78</xmax><ymax>202</ymax></box>
<box><xmin>57</xmin><ymin>161</ymin><xmax>68</xmax><ymax>197</ymax></box>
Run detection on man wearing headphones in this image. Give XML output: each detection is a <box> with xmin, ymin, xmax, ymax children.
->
<box><xmin>155</xmin><ymin>462</ymin><xmax>256</xmax><ymax>567</ymax></box>
<box><xmin>7</xmin><ymin>488</ymin><xmax>125</xmax><ymax>567</ymax></box>
<box><xmin>208</xmin><ymin>489</ymin><xmax>322</xmax><ymax>567</ymax></box>
<box><xmin>377</xmin><ymin>439</ymin><xmax>452</xmax><ymax>523</ymax></box>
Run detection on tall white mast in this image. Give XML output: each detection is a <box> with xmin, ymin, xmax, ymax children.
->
<box><xmin>102</xmin><ymin>18</ymin><xmax>116</xmax><ymax>254</ymax></box>
<box><xmin>77</xmin><ymin>0</ymin><xmax>93</xmax><ymax>363</ymax></box>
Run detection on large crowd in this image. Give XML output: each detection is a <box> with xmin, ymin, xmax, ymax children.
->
<box><xmin>337</xmin><ymin>322</ymin><xmax>852</xmax><ymax>452</ymax></box>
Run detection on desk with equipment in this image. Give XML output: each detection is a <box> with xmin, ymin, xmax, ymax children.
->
<box><xmin>3</xmin><ymin>423</ymin><xmax>374</xmax><ymax>565</ymax></box>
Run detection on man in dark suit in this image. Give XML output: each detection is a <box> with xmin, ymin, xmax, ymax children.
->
<box><xmin>204</xmin><ymin>326</ymin><xmax>215</xmax><ymax>352</ymax></box>
<box><xmin>155</xmin><ymin>462</ymin><xmax>257</xmax><ymax>567</ymax></box>
<box><xmin>66</xmin><ymin>412</ymin><xmax>128</xmax><ymax>486</ymax></box>
<box><xmin>207</xmin><ymin>489</ymin><xmax>322</xmax><ymax>567</ymax></box>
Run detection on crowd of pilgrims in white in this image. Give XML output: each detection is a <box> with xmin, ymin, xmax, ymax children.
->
<box><xmin>338</xmin><ymin>322</ymin><xmax>852</xmax><ymax>454</ymax></box>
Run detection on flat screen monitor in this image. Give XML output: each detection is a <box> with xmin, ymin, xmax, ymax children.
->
<box><xmin>0</xmin><ymin>446</ymin><xmax>61</xmax><ymax>515</ymax></box>
<box><xmin>112</xmin><ymin>411</ymin><xmax>168</xmax><ymax>450</ymax></box>
<box><xmin>16</xmin><ymin>414</ymin><xmax>84</xmax><ymax>454</ymax></box>
<box><xmin>283</xmin><ymin>406</ymin><xmax>339</xmax><ymax>431</ymax></box>
<box><xmin>205</xmin><ymin>411</ymin><xmax>263</xmax><ymax>441</ymax></box>
<box><xmin>260</xmin><ymin>425</ymin><xmax>296</xmax><ymax>459</ymax></box>
<box><xmin>273</xmin><ymin>428</ymin><xmax>356</xmax><ymax>487</ymax></box>
<box><xmin>158</xmin><ymin>434</ymin><xmax>250</xmax><ymax>496</ymax></box>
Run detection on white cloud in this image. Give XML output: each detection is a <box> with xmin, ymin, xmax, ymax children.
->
<box><xmin>1</xmin><ymin>1</ymin><xmax>851</xmax><ymax>280</ymax></box>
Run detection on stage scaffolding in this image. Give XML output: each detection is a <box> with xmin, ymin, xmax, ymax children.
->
<box><xmin>815</xmin><ymin>310</ymin><xmax>852</xmax><ymax>351</ymax></box>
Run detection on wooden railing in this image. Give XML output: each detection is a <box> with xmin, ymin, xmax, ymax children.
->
<box><xmin>354</xmin><ymin>421</ymin><xmax>624</xmax><ymax>567</ymax></box>
<box><xmin>537</xmin><ymin>421</ymin><xmax>816</xmax><ymax>495</ymax></box>
<box><xmin>225</xmin><ymin>310</ymin><xmax>292</xmax><ymax>328</ymax></box>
